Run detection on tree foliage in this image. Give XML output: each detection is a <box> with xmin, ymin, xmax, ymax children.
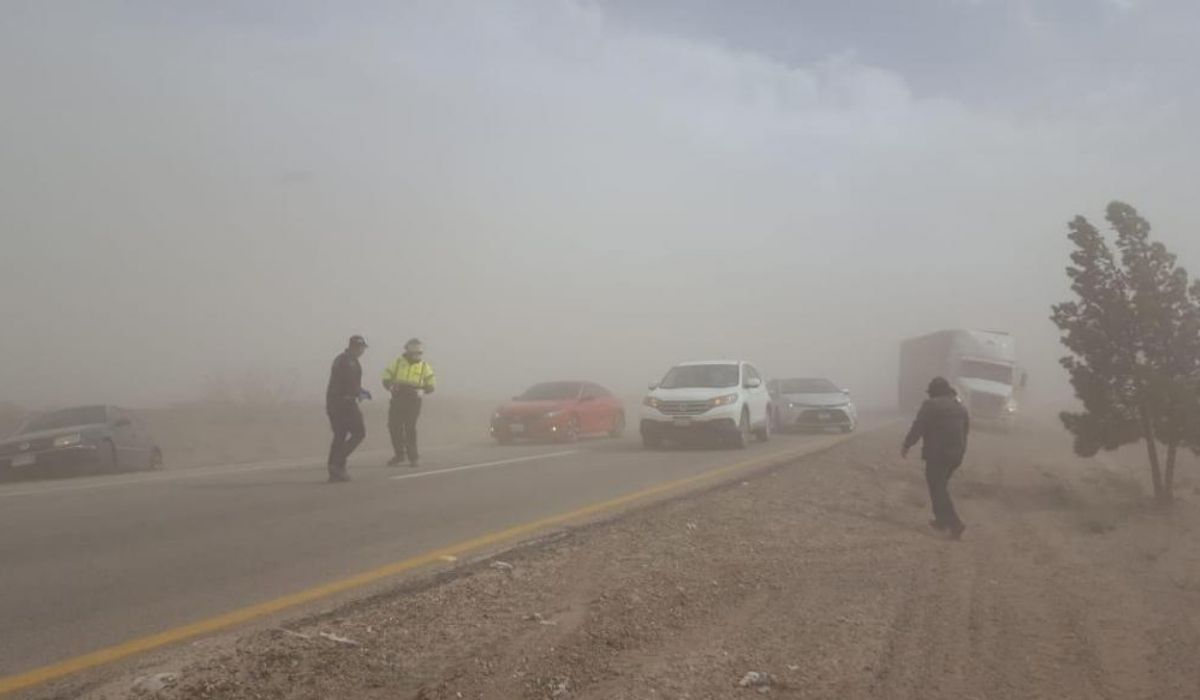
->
<box><xmin>1051</xmin><ymin>202</ymin><xmax>1200</xmax><ymax>503</ymax></box>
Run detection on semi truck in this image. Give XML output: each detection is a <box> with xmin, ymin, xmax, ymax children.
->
<box><xmin>899</xmin><ymin>329</ymin><xmax>1024</xmax><ymax>428</ymax></box>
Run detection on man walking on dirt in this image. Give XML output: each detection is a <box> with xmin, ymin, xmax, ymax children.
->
<box><xmin>326</xmin><ymin>335</ymin><xmax>370</xmax><ymax>483</ymax></box>
<box><xmin>902</xmin><ymin>376</ymin><xmax>970</xmax><ymax>539</ymax></box>
<box><xmin>382</xmin><ymin>338</ymin><xmax>436</xmax><ymax>467</ymax></box>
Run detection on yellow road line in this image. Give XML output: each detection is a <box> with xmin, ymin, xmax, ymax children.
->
<box><xmin>0</xmin><ymin>439</ymin><xmax>842</xmax><ymax>696</ymax></box>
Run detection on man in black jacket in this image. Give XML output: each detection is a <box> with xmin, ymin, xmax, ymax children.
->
<box><xmin>902</xmin><ymin>377</ymin><xmax>970</xmax><ymax>538</ymax></box>
<box><xmin>326</xmin><ymin>335</ymin><xmax>370</xmax><ymax>483</ymax></box>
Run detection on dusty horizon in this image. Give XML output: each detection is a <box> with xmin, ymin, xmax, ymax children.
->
<box><xmin>4</xmin><ymin>1</ymin><xmax>1198</xmax><ymax>412</ymax></box>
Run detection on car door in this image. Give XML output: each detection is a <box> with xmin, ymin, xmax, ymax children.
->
<box><xmin>599</xmin><ymin>384</ymin><xmax>623</xmax><ymax>430</ymax></box>
<box><xmin>578</xmin><ymin>383</ymin><xmax>608</xmax><ymax>434</ymax></box>
<box><xmin>129</xmin><ymin>412</ymin><xmax>156</xmax><ymax>468</ymax></box>
<box><xmin>108</xmin><ymin>408</ymin><xmax>140</xmax><ymax>468</ymax></box>
<box><xmin>592</xmin><ymin>383</ymin><xmax>621</xmax><ymax>433</ymax></box>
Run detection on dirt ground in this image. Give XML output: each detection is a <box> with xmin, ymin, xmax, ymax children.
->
<box><xmin>61</xmin><ymin>423</ymin><xmax>1200</xmax><ymax>700</ymax></box>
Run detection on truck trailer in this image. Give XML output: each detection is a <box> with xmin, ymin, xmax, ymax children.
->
<box><xmin>899</xmin><ymin>329</ymin><xmax>1022</xmax><ymax>428</ymax></box>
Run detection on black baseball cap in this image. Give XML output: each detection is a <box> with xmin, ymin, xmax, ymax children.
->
<box><xmin>349</xmin><ymin>335</ymin><xmax>368</xmax><ymax>348</ymax></box>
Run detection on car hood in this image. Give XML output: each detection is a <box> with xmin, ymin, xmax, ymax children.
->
<box><xmin>650</xmin><ymin>387</ymin><xmax>739</xmax><ymax>402</ymax></box>
<box><xmin>956</xmin><ymin>377</ymin><xmax>1012</xmax><ymax>398</ymax></box>
<box><xmin>779</xmin><ymin>392</ymin><xmax>850</xmax><ymax>407</ymax></box>
<box><xmin>497</xmin><ymin>400</ymin><xmax>574</xmax><ymax>417</ymax></box>
<box><xmin>0</xmin><ymin>423</ymin><xmax>107</xmax><ymax>447</ymax></box>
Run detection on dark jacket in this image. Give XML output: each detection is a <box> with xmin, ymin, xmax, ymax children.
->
<box><xmin>903</xmin><ymin>395</ymin><xmax>970</xmax><ymax>463</ymax></box>
<box><xmin>326</xmin><ymin>351</ymin><xmax>363</xmax><ymax>410</ymax></box>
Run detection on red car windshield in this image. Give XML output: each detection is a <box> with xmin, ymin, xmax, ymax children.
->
<box><xmin>517</xmin><ymin>382</ymin><xmax>582</xmax><ymax>401</ymax></box>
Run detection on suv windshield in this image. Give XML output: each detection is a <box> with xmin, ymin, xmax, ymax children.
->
<box><xmin>960</xmin><ymin>360</ymin><xmax>1014</xmax><ymax>385</ymax></box>
<box><xmin>660</xmin><ymin>364</ymin><xmax>739</xmax><ymax>389</ymax></box>
<box><xmin>518</xmin><ymin>382</ymin><xmax>582</xmax><ymax>401</ymax></box>
<box><xmin>22</xmin><ymin>406</ymin><xmax>108</xmax><ymax>433</ymax></box>
<box><xmin>777</xmin><ymin>378</ymin><xmax>838</xmax><ymax>394</ymax></box>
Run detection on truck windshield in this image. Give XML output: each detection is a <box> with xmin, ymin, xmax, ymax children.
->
<box><xmin>960</xmin><ymin>360</ymin><xmax>1013</xmax><ymax>385</ymax></box>
<box><xmin>660</xmin><ymin>364</ymin><xmax>739</xmax><ymax>389</ymax></box>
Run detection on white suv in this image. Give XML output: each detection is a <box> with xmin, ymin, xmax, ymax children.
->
<box><xmin>640</xmin><ymin>360</ymin><xmax>772</xmax><ymax>449</ymax></box>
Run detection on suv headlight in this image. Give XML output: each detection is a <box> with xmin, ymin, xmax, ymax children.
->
<box><xmin>1006</xmin><ymin>398</ymin><xmax>1018</xmax><ymax>413</ymax></box>
<box><xmin>54</xmin><ymin>433</ymin><xmax>82</xmax><ymax>447</ymax></box>
<box><xmin>710</xmin><ymin>393</ymin><xmax>739</xmax><ymax>407</ymax></box>
<box><xmin>642</xmin><ymin>396</ymin><xmax>662</xmax><ymax>409</ymax></box>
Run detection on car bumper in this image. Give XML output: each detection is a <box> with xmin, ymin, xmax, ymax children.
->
<box><xmin>779</xmin><ymin>406</ymin><xmax>855</xmax><ymax>429</ymax></box>
<box><xmin>1</xmin><ymin>445</ymin><xmax>99</xmax><ymax>471</ymax></box>
<box><xmin>490</xmin><ymin>415</ymin><xmax>569</xmax><ymax>440</ymax></box>
<box><xmin>640</xmin><ymin>404</ymin><xmax>742</xmax><ymax>437</ymax></box>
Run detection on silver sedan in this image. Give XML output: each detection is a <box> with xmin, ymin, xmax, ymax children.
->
<box><xmin>768</xmin><ymin>378</ymin><xmax>858</xmax><ymax>433</ymax></box>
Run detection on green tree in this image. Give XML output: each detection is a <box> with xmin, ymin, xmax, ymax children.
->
<box><xmin>1051</xmin><ymin>202</ymin><xmax>1200</xmax><ymax>504</ymax></box>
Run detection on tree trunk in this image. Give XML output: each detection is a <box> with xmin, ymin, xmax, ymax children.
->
<box><xmin>1164</xmin><ymin>441</ymin><xmax>1178</xmax><ymax>503</ymax></box>
<box><xmin>1140</xmin><ymin>409</ymin><xmax>1165</xmax><ymax>503</ymax></box>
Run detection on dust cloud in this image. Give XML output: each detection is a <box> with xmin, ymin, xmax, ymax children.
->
<box><xmin>2</xmin><ymin>1</ymin><xmax>1199</xmax><ymax>412</ymax></box>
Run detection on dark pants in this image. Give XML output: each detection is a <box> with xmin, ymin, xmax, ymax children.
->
<box><xmin>327</xmin><ymin>402</ymin><xmax>365</xmax><ymax>476</ymax></box>
<box><xmin>389</xmin><ymin>392</ymin><xmax>423</xmax><ymax>462</ymax></box>
<box><xmin>925</xmin><ymin>457</ymin><xmax>962</xmax><ymax>528</ymax></box>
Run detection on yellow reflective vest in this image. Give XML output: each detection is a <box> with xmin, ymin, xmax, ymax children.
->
<box><xmin>383</xmin><ymin>356</ymin><xmax>436</xmax><ymax>391</ymax></box>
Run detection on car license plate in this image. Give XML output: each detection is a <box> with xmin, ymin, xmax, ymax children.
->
<box><xmin>11</xmin><ymin>453</ymin><xmax>35</xmax><ymax>467</ymax></box>
<box><xmin>673</xmin><ymin>416</ymin><xmax>693</xmax><ymax>427</ymax></box>
<box><xmin>509</xmin><ymin>423</ymin><xmax>525</xmax><ymax>433</ymax></box>
<box><xmin>819</xmin><ymin>412</ymin><xmax>832</xmax><ymax>419</ymax></box>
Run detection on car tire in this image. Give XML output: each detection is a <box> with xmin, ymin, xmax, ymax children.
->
<box><xmin>149</xmin><ymin>448</ymin><xmax>164</xmax><ymax>470</ymax></box>
<box><xmin>732</xmin><ymin>410</ymin><xmax>751</xmax><ymax>449</ymax></box>
<box><xmin>608</xmin><ymin>413</ymin><xmax>625</xmax><ymax>439</ymax></box>
<box><xmin>755</xmin><ymin>412</ymin><xmax>771</xmax><ymax>442</ymax></box>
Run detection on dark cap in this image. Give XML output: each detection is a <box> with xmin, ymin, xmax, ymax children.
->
<box><xmin>349</xmin><ymin>335</ymin><xmax>368</xmax><ymax>348</ymax></box>
<box><xmin>927</xmin><ymin>377</ymin><xmax>953</xmax><ymax>397</ymax></box>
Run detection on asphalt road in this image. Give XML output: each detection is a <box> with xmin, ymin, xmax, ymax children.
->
<box><xmin>0</xmin><ymin>431</ymin><xmax>841</xmax><ymax>681</ymax></box>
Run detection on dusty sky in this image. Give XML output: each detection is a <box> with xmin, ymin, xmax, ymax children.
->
<box><xmin>2</xmin><ymin>0</ymin><xmax>1198</xmax><ymax>409</ymax></box>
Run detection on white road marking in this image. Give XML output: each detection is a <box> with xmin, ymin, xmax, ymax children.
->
<box><xmin>389</xmin><ymin>450</ymin><xmax>580</xmax><ymax>481</ymax></box>
<box><xmin>0</xmin><ymin>445</ymin><xmax>467</xmax><ymax>499</ymax></box>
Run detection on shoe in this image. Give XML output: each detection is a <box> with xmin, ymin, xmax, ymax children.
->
<box><xmin>387</xmin><ymin>455</ymin><xmax>404</xmax><ymax>467</ymax></box>
<box><xmin>327</xmin><ymin>472</ymin><xmax>351</xmax><ymax>483</ymax></box>
<box><xmin>929</xmin><ymin>519</ymin><xmax>947</xmax><ymax>531</ymax></box>
<box><xmin>408</xmin><ymin>458</ymin><xmax>419</xmax><ymax>468</ymax></box>
<box><xmin>948</xmin><ymin>522</ymin><xmax>966</xmax><ymax>540</ymax></box>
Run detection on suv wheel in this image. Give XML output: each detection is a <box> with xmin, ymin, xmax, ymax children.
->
<box><xmin>755</xmin><ymin>412</ymin><xmax>771</xmax><ymax>442</ymax></box>
<box><xmin>732</xmin><ymin>410</ymin><xmax>751</xmax><ymax>449</ymax></box>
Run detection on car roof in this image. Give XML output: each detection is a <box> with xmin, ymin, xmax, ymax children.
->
<box><xmin>674</xmin><ymin>360</ymin><xmax>743</xmax><ymax>366</ymax></box>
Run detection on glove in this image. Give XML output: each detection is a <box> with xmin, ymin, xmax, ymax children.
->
<box><xmin>359</xmin><ymin>389</ymin><xmax>372</xmax><ymax>401</ymax></box>
<box><xmin>424</xmin><ymin>386</ymin><xmax>435</xmax><ymax>395</ymax></box>
<box><xmin>900</xmin><ymin>446</ymin><xmax>909</xmax><ymax>459</ymax></box>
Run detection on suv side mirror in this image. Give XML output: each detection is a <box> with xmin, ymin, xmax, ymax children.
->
<box><xmin>744</xmin><ymin>377</ymin><xmax>762</xmax><ymax>389</ymax></box>
<box><xmin>648</xmin><ymin>381</ymin><xmax>659</xmax><ymax>391</ymax></box>
<box><xmin>842</xmin><ymin>388</ymin><xmax>851</xmax><ymax>395</ymax></box>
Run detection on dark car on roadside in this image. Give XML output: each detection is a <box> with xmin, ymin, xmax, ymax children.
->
<box><xmin>0</xmin><ymin>405</ymin><xmax>163</xmax><ymax>478</ymax></box>
<box><xmin>490</xmin><ymin>381</ymin><xmax>625</xmax><ymax>444</ymax></box>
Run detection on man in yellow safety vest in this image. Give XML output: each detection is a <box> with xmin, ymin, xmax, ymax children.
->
<box><xmin>382</xmin><ymin>338</ymin><xmax>436</xmax><ymax>466</ymax></box>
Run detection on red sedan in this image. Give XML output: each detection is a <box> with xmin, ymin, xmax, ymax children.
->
<box><xmin>490</xmin><ymin>381</ymin><xmax>625</xmax><ymax>444</ymax></box>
